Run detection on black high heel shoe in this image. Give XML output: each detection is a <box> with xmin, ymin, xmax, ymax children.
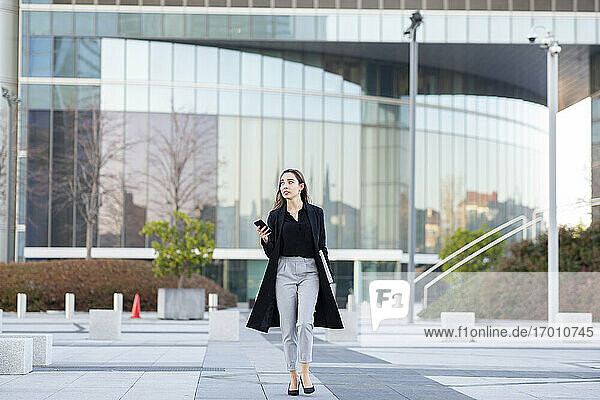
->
<box><xmin>299</xmin><ymin>375</ymin><xmax>315</xmax><ymax>394</ymax></box>
<box><xmin>287</xmin><ymin>381</ymin><xmax>299</xmax><ymax>396</ymax></box>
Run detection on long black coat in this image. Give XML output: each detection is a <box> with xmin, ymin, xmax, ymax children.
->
<box><xmin>246</xmin><ymin>202</ymin><xmax>344</xmax><ymax>333</ymax></box>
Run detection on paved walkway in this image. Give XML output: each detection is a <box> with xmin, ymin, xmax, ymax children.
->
<box><xmin>1</xmin><ymin>307</ymin><xmax>599</xmax><ymax>399</ymax></box>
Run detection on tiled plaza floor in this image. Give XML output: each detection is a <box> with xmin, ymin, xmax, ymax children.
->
<box><xmin>1</xmin><ymin>307</ymin><xmax>599</xmax><ymax>399</ymax></box>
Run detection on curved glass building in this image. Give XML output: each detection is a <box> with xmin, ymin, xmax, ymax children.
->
<box><xmin>6</xmin><ymin>2</ymin><xmax>598</xmax><ymax>301</ymax></box>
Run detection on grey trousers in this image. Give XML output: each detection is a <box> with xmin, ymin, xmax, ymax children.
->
<box><xmin>276</xmin><ymin>255</ymin><xmax>320</xmax><ymax>371</ymax></box>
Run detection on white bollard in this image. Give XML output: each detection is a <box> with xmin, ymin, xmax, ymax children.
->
<box><xmin>17</xmin><ymin>293</ymin><xmax>26</xmax><ymax>319</ymax></box>
<box><xmin>113</xmin><ymin>293</ymin><xmax>123</xmax><ymax>312</ymax></box>
<box><xmin>0</xmin><ymin>309</ymin><xmax>3</xmax><ymax>333</ymax></box>
<box><xmin>65</xmin><ymin>293</ymin><xmax>75</xmax><ymax>320</ymax></box>
<box><xmin>347</xmin><ymin>294</ymin><xmax>355</xmax><ymax>312</ymax></box>
<box><xmin>208</xmin><ymin>293</ymin><xmax>218</xmax><ymax>312</ymax></box>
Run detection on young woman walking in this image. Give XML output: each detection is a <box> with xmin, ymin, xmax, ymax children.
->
<box><xmin>246</xmin><ymin>168</ymin><xmax>343</xmax><ymax>396</ymax></box>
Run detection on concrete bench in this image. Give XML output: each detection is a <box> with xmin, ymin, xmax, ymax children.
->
<box><xmin>89</xmin><ymin>310</ymin><xmax>122</xmax><ymax>340</ymax></box>
<box><xmin>0</xmin><ymin>338</ymin><xmax>33</xmax><ymax>374</ymax></box>
<box><xmin>0</xmin><ymin>334</ymin><xmax>52</xmax><ymax>366</ymax></box>
<box><xmin>326</xmin><ymin>310</ymin><xmax>358</xmax><ymax>342</ymax></box>
<box><xmin>209</xmin><ymin>310</ymin><xmax>239</xmax><ymax>341</ymax></box>
<box><xmin>440</xmin><ymin>312</ymin><xmax>475</xmax><ymax>342</ymax></box>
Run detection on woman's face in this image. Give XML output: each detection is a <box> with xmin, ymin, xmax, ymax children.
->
<box><xmin>280</xmin><ymin>172</ymin><xmax>304</xmax><ymax>201</ymax></box>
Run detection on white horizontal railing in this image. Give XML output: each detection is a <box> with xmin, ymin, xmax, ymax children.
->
<box><xmin>422</xmin><ymin>216</ymin><xmax>542</xmax><ymax>309</ymax></box>
<box><xmin>415</xmin><ymin>215</ymin><xmax>528</xmax><ymax>284</ymax></box>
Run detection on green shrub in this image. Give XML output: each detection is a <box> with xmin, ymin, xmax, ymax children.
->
<box><xmin>0</xmin><ymin>259</ymin><xmax>237</xmax><ymax>312</ymax></box>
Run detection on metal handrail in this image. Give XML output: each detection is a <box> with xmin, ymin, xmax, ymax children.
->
<box><xmin>422</xmin><ymin>216</ymin><xmax>542</xmax><ymax>309</ymax></box>
<box><xmin>414</xmin><ymin>215</ymin><xmax>527</xmax><ymax>284</ymax></box>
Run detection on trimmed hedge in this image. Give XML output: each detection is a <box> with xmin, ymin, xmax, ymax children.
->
<box><xmin>0</xmin><ymin>259</ymin><xmax>237</xmax><ymax>312</ymax></box>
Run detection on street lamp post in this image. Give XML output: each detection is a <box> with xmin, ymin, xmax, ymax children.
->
<box><xmin>404</xmin><ymin>11</ymin><xmax>422</xmax><ymax>324</ymax></box>
<box><xmin>2</xmin><ymin>87</ymin><xmax>21</xmax><ymax>264</ymax></box>
<box><xmin>527</xmin><ymin>27</ymin><xmax>561</xmax><ymax>324</ymax></box>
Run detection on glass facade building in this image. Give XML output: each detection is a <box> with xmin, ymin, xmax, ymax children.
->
<box><xmin>7</xmin><ymin>2</ymin><xmax>598</xmax><ymax>301</ymax></box>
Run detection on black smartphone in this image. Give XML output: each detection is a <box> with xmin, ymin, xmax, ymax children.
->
<box><xmin>254</xmin><ymin>219</ymin><xmax>271</xmax><ymax>233</ymax></box>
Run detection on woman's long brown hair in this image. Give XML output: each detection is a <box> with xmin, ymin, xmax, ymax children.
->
<box><xmin>272</xmin><ymin>169</ymin><xmax>311</xmax><ymax>211</ymax></box>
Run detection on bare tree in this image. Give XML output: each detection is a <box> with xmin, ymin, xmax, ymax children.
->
<box><xmin>148</xmin><ymin>110</ymin><xmax>218</xmax><ymax>224</ymax></box>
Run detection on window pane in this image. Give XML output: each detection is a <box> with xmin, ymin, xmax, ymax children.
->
<box><xmin>447</xmin><ymin>16</ymin><xmax>466</xmax><ymax>42</ymax></box>
<box><xmin>339</xmin><ymin>15</ymin><xmax>358</xmax><ymax>41</ymax></box>
<box><xmin>304</xmin><ymin>65</ymin><xmax>322</xmax><ymax>91</ymax></box>
<box><xmin>119</xmin><ymin>13</ymin><xmax>140</xmax><ymax>36</ymax></box>
<box><xmin>150</xmin><ymin>42</ymin><xmax>172</xmax><ymax>82</ymax></box>
<box><xmin>185</xmin><ymin>15</ymin><xmax>205</xmax><ymax>38</ymax></box>
<box><xmin>28</xmin><ymin>84</ymin><xmax>51</xmax><ymax>109</ymax></box>
<box><xmin>241</xmin><ymin>91</ymin><xmax>261</xmax><ymax>117</ymax></box>
<box><xmin>360</xmin><ymin>15</ymin><xmax>379</xmax><ymax>41</ymax></box>
<box><xmin>29</xmin><ymin>12</ymin><xmax>50</xmax><ymax>35</ymax></box>
<box><xmin>173</xmin><ymin>87</ymin><xmax>194</xmax><ymax>113</ymax></box>
<box><xmin>75</xmin><ymin>13</ymin><xmax>95</xmax><ymax>36</ymax></box>
<box><xmin>219</xmin><ymin>90</ymin><xmax>239</xmax><ymax>115</ymax></box>
<box><xmin>97</xmin><ymin>13</ymin><xmax>118</xmax><ymax>36</ymax></box>
<box><xmin>382</xmin><ymin>15</ymin><xmax>402</xmax><ymax>41</ymax></box>
<box><xmin>126</xmin><ymin>85</ymin><xmax>148</xmax><ymax>112</ymax></box>
<box><xmin>196</xmin><ymin>89</ymin><xmax>217</xmax><ymax>114</ymax></box>
<box><xmin>78</xmin><ymin>38</ymin><xmax>100</xmax><ymax>78</ymax></box>
<box><xmin>241</xmin><ymin>52</ymin><xmax>261</xmax><ymax>86</ymax></box>
<box><xmin>490</xmin><ymin>16</ymin><xmax>509</xmax><ymax>42</ymax></box>
<box><xmin>150</xmin><ymin>85</ymin><xmax>172</xmax><ymax>113</ymax></box>
<box><xmin>126</xmin><ymin>40</ymin><xmax>149</xmax><ymax>81</ymax></box>
<box><xmin>230</xmin><ymin>15</ymin><xmax>250</xmax><ymax>39</ymax></box>
<box><xmin>29</xmin><ymin>37</ymin><xmax>52</xmax><ymax>77</ymax></box>
<box><xmin>252</xmin><ymin>16</ymin><xmax>272</xmax><ymax>39</ymax></box>
<box><xmin>219</xmin><ymin>49</ymin><xmax>240</xmax><ymax>85</ymax></box>
<box><xmin>208</xmin><ymin>15</ymin><xmax>228</xmax><ymax>39</ymax></box>
<box><xmin>101</xmin><ymin>38</ymin><xmax>125</xmax><ymax>80</ymax></box>
<box><xmin>284</xmin><ymin>93</ymin><xmax>302</xmax><ymax>119</ymax></box>
<box><xmin>54</xmin><ymin>37</ymin><xmax>76</xmax><ymax>78</ymax></box>
<box><xmin>174</xmin><ymin>44</ymin><xmax>195</xmax><ymax>83</ymax></box>
<box><xmin>164</xmin><ymin>14</ymin><xmax>184</xmax><ymax>37</ymax></box>
<box><xmin>468</xmin><ymin>17</ymin><xmax>488</xmax><ymax>43</ymax></box>
<box><xmin>263</xmin><ymin>93</ymin><xmax>282</xmax><ymax>118</ymax></box>
<box><xmin>101</xmin><ymin>84</ymin><xmax>124</xmax><ymax>111</ymax></box>
<box><xmin>52</xmin><ymin>12</ymin><xmax>73</xmax><ymax>35</ymax></box>
<box><xmin>284</xmin><ymin>60</ymin><xmax>302</xmax><ymax>90</ymax></box>
<box><xmin>263</xmin><ymin>55</ymin><xmax>282</xmax><ymax>88</ymax></box>
<box><xmin>295</xmin><ymin>16</ymin><xmax>315</xmax><ymax>40</ymax></box>
<box><xmin>274</xmin><ymin>16</ymin><xmax>292</xmax><ymax>39</ymax></box>
<box><xmin>142</xmin><ymin>14</ymin><xmax>163</xmax><ymax>37</ymax></box>
<box><xmin>197</xmin><ymin>46</ymin><xmax>218</xmax><ymax>84</ymax></box>
<box><xmin>53</xmin><ymin>85</ymin><xmax>77</xmax><ymax>110</ymax></box>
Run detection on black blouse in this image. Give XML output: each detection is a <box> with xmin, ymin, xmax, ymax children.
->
<box><xmin>281</xmin><ymin>202</ymin><xmax>315</xmax><ymax>258</ymax></box>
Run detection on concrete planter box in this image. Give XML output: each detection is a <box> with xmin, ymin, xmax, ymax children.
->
<box><xmin>157</xmin><ymin>288</ymin><xmax>205</xmax><ymax>320</ymax></box>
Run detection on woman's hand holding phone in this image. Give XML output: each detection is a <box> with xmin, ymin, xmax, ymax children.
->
<box><xmin>254</xmin><ymin>220</ymin><xmax>272</xmax><ymax>243</ymax></box>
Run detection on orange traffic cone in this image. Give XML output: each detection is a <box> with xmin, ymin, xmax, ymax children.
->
<box><xmin>130</xmin><ymin>293</ymin><xmax>141</xmax><ymax>319</ymax></box>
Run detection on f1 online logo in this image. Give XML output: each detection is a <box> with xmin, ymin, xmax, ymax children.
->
<box><xmin>369</xmin><ymin>280</ymin><xmax>410</xmax><ymax>331</ymax></box>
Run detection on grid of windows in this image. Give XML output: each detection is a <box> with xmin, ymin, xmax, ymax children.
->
<box><xmin>19</xmin><ymin>0</ymin><xmax>600</xmax><ymax>11</ymax></box>
<box><xmin>21</xmin><ymin>39</ymin><xmax>548</xmax><ymax>253</ymax></box>
<box><xmin>20</xmin><ymin>10</ymin><xmax>600</xmax><ymax>45</ymax></box>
